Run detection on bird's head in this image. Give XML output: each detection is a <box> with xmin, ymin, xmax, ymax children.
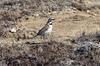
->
<box><xmin>47</xmin><ymin>17</ymin><xmax>55</xmax><ymax>25</ymax></box>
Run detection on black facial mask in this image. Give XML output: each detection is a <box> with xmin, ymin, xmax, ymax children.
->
<box><xmin>49</xmin><ymin>23</ymin><xmax>52</xmax><ymax>25</ymax></box>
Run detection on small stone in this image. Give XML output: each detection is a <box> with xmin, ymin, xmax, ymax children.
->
<box><xmin>38</xmin><ymin>46</ymin><xmax>43</xmax><ymax>53</ymax></box>
<box><xmin>10</xmin><ymin>28</ymin><xmax>17</xmax><ymax>33</ymax></box>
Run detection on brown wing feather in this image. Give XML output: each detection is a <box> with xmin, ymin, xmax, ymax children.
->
<box><xmin>37</xmin><ymin>25</ymin><xmax>49</xmax><ymax>35</ymax></box>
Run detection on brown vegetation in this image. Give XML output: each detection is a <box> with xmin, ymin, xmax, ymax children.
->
<box><xmin>0</xmin><ymin>0</ymin><xmax>100</xmax><ymax>66</ymax></box>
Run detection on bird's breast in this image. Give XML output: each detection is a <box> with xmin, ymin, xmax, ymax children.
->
<box><xmin>45</xmin><ymin>25</ymin><xmax>52</xmax><ymax>33</ymax></box>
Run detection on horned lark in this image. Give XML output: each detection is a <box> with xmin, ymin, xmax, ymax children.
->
<box><xmin>34</xmin><ymin>18</ymin><xmax>55</xmax><ymax>39</ymax></box>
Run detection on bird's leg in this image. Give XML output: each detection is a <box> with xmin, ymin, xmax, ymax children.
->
<box><xmin>44</xmin><ymin>34</ymin><xmax>48</xmax><ymax>39</ymax></box>
<box><xmin>43</xmin><ymin>34</ymin><xmax>49</xmax><ymax>42</ymax></box>
<box><xmin>47</xmin><ymin>34</ymin><xmax>52</xmax><ymax>42</ymax></box>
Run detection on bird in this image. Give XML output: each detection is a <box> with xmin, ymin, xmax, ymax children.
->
<box><xmin>33</xmin><ymin>17</ymin><xmax>55</xmax><ymax>39</ymax></box>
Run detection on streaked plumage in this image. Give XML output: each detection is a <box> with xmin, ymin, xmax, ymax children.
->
<box><xmin>34</xmin><ymin>18</ymin><xmax>55</xmax><ymax>38</ymax></box>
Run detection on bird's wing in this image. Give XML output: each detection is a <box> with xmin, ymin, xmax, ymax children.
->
<box><xmin>37</xmin><ymin>25</ymin><xmax>49</xmax><ymax>35</ymax></box>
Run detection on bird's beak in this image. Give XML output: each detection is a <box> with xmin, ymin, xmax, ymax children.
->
<box><xmin>52</xmin><ymin>18</ymin><xmax>55</xmax><ymax>20</ymax></box>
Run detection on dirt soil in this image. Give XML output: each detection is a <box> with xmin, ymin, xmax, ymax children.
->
<box><xmin>2</xmin><ymin>9</ymin><xmax>100</xmax><ymax>42</ymax></box>
<box><xmin>0</xmin><ymin>9</ymin><xmax>100</xmax><ymax>66</ymax></box>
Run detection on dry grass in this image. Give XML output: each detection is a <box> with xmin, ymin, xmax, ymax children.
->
<box><xmin>0</xmin><ymin>0</ymin><xmax>100</xmax><ymax>66</ymax></box>
<box><xmin>0</xmin><ymin>9</ymin><xmax>100</xmax><ymax>47</ymax></box>
<box><xmin>16</xmin><ymin>10</ymin><xmax>100</xmax><ymax>39</ymax></box>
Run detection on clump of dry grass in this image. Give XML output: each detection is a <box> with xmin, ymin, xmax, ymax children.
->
<box><xmin>0</xmin><ymin>40</ymin><xmax>73</xmax><ymax>66</ymax></box>
<box><xmin>0</xmin><ymin>33</ymin><xmax>100</xmax><ymax>66</ymax></box>
<box><xmin>0</xmin><ymin>0</ymin><xmax>100</xmax><ymax>38</ymax></box>
<box><xmin>72</xmin><ymin>0</ymin><xmax>100</xmax><ymax>11</ymax></box>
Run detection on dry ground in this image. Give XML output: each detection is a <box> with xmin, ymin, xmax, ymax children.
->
<box><xmin>0</xmin><ymin>0</ymin><xmax>100</xmax><ymax>66</ymax></box>
<box><xmin>15</xmin><ymin>10</ymin><xmax>100</xmax><ymax>41</ymax></box>
<box><xmin>0</xmin><ymin>9</ymin><xmax>100</xmax><ymax>66</ymax></box>
<box><xmin>1</xmin><ymin>9</ymin><xmax>100</xmax><ymax>45</ymax></box>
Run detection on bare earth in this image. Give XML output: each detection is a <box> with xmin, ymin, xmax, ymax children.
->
<box><xmin>0</xmin><ymin>10</ymin><xmax>100</xmax><ymax>66</ymax></box>
<box><xmin>10</xmin><ymin>10</ymin><xmax>100</xmax><ymax>41</ymax></box>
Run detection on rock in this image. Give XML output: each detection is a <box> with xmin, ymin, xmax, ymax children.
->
<box><xmin>10</xmin><ymin>27</ymin><xmax>17</xmax><ymax>33</ymax></box>
<box><xmin>38</xmin><ymin>46</ymin><xmax>43</xmax><ymax>53</ymax></box>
